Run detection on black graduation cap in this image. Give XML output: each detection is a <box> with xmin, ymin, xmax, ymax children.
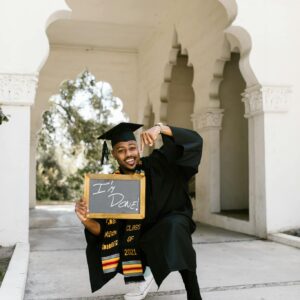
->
<box><xmin>98</xmin><ymin>122</ymin><xmax>143</xmax><ymax>165</ymax></box>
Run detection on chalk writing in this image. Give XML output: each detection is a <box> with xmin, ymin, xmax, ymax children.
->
<box><xmin>86</xmin><ymin>174</ymin><xmax>145</xmax><ymax>219</ymax></box>
<box><xmin>92</xmin><ymin>180</ymin><xmax>139</xmax><ymax>211</ymax></box>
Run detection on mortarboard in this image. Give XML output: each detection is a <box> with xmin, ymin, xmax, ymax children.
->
<box><xmin>98</xmin><ymin>122</ymin><xmax>143</xmax><ymax>165</ymax></box>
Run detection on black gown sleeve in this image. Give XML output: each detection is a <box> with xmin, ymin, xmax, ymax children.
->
<box><xmin>84</xmin><ymin>219</ymin><xmax>107</xmax><ymax>292</ymax></box>
<box><xmin>152</xmin><ymin>126</ymin><xmax>203</xmax><ymax>179</ymax></box>
<box><xmin>84</xmin><ymin>219</ymin><xmax>105</xmax><ymax>245</ymax></box>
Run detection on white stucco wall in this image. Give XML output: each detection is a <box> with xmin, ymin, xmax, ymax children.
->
<box><xmin>0</xmin><ymin>0</ymin><xmax>70</xmax><ymax>245</ymax></box>
<box><xmin>0</xmin><ymin>0</ymin><xmax>70</xmax><ymax>74</ymax></box>
<box><xmin>235</xmin><ymin>0</ymin><xmax>300</xmax><ymax>232</ymax></box>
<box><xmin>136</xmin><ymin>0</ymin><xmax>230</xmax><ymax>120</ymax></box>
<box><xmin>136</xmin><ymin>0</ymin><xmax>251</xmax><ymax>233</ymax></box>
<box><xmin>136</xmin><ymin>0</ymin><xmax>300</xmax><ymax>236</ymax></box>
<box><xmin>0</xmin><ymin>106</ymin><xmax>30</xmax><ymax>245</ymax></box>
<box><xmin>2</xmin><ymin>0</ymin><xmax>300</xmax><ymax>246</ymax></box>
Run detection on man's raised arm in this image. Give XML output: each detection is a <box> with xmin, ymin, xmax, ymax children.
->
<box><xmin>140</xmin><ymin>124</ymin><xmax>203</xmax><ymax>178</ymax></box>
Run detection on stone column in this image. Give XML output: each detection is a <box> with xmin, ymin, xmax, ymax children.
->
<box><xmin>29</xmin><ymin>132</ymin><xmax>38</xmax><ymax>208</ymax></box>
<box><xmin>0</xmin><ymin>73</ymin><xmax>38</xmax><ymax>245</ymax></box>
<box><xmin>242</xmin><ymin>85</ymin><xmax>291</xmax><ymax>237</ymax></box>
<box><xmin>191</xmin><ymin>108</ymin><xmax>224</xmax><ymax>221</ymax></box>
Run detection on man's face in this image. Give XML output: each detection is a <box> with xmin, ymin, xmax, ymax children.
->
<box><xmin>112</xmin><ymin>140</ymin><xmax>140</xmax><ymax>173</ymax></box>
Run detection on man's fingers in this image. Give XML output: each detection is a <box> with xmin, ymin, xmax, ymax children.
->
<box><xmin>76</xmin><ymin>207</ymin><xmax>87</xmax><ymax>215</ymax></box>
<box><xmin>75</xmin><ymin>198</ymin><xmax>89</xmax><ymax>223</ymax></box>
<box><xmin>145</xmin><ymin>132</ymin><xmax>154</xmax><ymax>146</ymax></box>
<box><xmin>75</xmin><ymin>207</ymin><xmax>88</xmax><ymax>221</ymax></box>
<box><xmin>140</xmin><ymin>131</ymin><xmax>156</xmax><ymax>150</ymax></box>
<box><xmin>77</xmin><ymin>199</ymin><xmax>87</xmax><ymax>208</ymax></box>
<box><xmin>148</xmin><ymin>132</ymin><xmax>157</xmax><ymax>146</ymax></box>
<box><xmin>75</xmin><ymin>200</ymin><xmax>88</xmax><ymax>215</ymax></box>
<box><xmin>75</xmin><ymin>211</ymin><xmax>87</xmax><ymax>222</ymax></box>
<box><xmin>141</xmin><ymin>132</ymin><xmax>153</xmax><ymax>146</ymax></box>
<box><xmin>141</xmin><ymin>132</ymin><xmax>149</xmax><ymax>149</ymax></box>
<box><xmin>140</xmin><ymin>133</ymin><xmax>145</xmax><ymax>152</ymax></box>
<box><xmin>141</xmin><ymin>132</ymin><xmax>147</xmax><ymax>144</ymax></box>
<box><xmin>75</xmin><ymin>205</ymin><xmax>86</xmax><ymax>214</ymax></box>
<box><xmin>80</xmin><ymin>198</ymin><xmax>87</xmax><ymax>205</ymax></box>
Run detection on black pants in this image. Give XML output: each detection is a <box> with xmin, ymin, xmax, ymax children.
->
<box><xmin>180</xmin><ymin>270</ymin><xmax>202</xmax><ymax>300</ymax></box>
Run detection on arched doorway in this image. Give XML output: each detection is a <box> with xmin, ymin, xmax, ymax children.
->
<box><xmin>35</xmin><ymin>71</ymin><xmax>128</xmax><ymax>202</ymax></box>
<box><xmin>166</xmin><ymin>51</ymin><xmax>194</xmax><ymax>130</ymax></box>
<box><xmin>160</xmin><ymin>45</ymin><xmax>196</xmax><ymax>204</ymax></box>
<box><xmin>197</xmin><ymin>26</ymin><xmax>263</xmax><ymax>236</ymax></box>
<box><xmin>30</xmin><ymin>5</ymin><xmax>141</xmax><ymax>207</ymax></box>
<box><xmin>219</xmin><ymin>52</ymin><xmax>249</xmax><ymax>220</ymax></box>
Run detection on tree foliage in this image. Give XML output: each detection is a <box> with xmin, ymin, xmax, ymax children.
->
<box><xmin>36</xmin><ymin>70</ymin><xmax>127</xmax><ymax>201</ymax></box>
<box><xmin>0</xmin><ymin>107</ymin><xmax>9</xmax><ymax>125</ymax></box>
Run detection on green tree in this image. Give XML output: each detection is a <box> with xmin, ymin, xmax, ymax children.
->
<box><xmin>36</xmin><ymin>70</ymin><xmax>127</xmax><ymax>201</ymax></box>
<box><xmin>36</xmin><ymin>150</ymin><xmax>69</xmax><ymax>200</ymax></box>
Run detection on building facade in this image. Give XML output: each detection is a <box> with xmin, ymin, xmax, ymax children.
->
<box><xmin>0</xmin><ymin>0</ymin><xmax>299</xmax><ymax>246</ymax></box>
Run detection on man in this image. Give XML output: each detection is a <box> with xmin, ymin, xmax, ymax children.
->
<box><xmin>75</xmin><ymin>122</ymin><xmax>203</xmax><ymax>300</ymax></box>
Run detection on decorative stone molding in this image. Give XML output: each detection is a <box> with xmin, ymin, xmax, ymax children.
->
<box><xmin>191</xmin><ymin>108</ymin><xmax>224</xmax><ymax>131</ymax></box>
<box><xmin>0</xmin><ymin>73</ymin><xmax>38</xmax><ymax>105</ymax></box>
<box><xmin>242</xmin><ymin>85</ymin><xmax>292</xmax><ymax>118</ymax></box>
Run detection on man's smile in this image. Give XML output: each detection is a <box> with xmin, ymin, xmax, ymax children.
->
<box><xmin>124</xmin><ymin>157</ymin><xmax>137</xmax><ymax>167</ymax></box>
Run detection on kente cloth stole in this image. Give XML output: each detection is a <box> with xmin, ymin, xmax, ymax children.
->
<box><xmin>100</xmin><ymin>169</ymin><xmax>145</xmax><ymax>284</ymax></box>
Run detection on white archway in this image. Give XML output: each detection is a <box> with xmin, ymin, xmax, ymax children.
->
<box><xmin>194</xmin><ymin>21</ymin><xmax>273</xmax><ymax>237</ymax></box>
<box><xmin>0</xmin><ymin>0</ymin><xmax>71</xmax><ymax>246</ymax></box>
<box><xmin>159</xmin><ymin>30</ymin><xmax>195</xmax><ymax>128</ymax></box>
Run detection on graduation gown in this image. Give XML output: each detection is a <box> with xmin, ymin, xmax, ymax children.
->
<box><xmin>84</xmin><ymin>126</ymin><xmax>203</xmax><ymax>292</ymax></box>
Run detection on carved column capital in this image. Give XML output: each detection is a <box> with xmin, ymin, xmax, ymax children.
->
<box><xmin>242</xmin><ymin>85</ymin><xmax>292</xmax><ymax>118</ymax></box>
<box><xmin>192</xmin><ymin>108</ymin><xmax>224</xmax><ymax>131</ymax></box>
<box><xmin>0</xmin><ymin>73</ymin><xmax>38</xmax><ymax>105</ymax></box>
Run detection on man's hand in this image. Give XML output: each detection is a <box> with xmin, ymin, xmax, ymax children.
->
<box><xmin>75</xmin><ymin>198</ymin><xmax>101</xmax><ymax>235</ymax></box>
<box><xmin>140</xmin><ymin>125</ymin><xmax>161</xmax><ymax>152</ymax></box>
<box><xmin>75</xmin><ymin>198</ymin><xmax>89</xmax><ymax>222</ymax></box>
<box><xmin>140</xmin><ymin>124</ymin><xmax>173</xmax><ymax>152</ymax></box>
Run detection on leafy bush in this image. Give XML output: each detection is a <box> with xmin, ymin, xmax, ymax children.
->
<box><xmin>0</xmin><ymin>107</ymin><xmax>9</xmax><ymax>125</ymax></box>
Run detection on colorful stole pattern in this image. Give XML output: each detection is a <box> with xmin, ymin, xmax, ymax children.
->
<box><xmin>102</xmin><ymin>254</ymin><xmax>120</xmax><ymax>274</ymax></box>
<box><xmin>100</xmin><ymin>168</ymin><xmax>145</xmax><ymax>284</ymax></box>
<box><xmin>122</xmin><ymin>260</ymin><xmax>143</xmax><ymax>278</ymax></box>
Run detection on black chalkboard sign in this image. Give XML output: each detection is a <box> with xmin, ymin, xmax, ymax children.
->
<box><xmin>84</xmin><ymin>173</ymin><xmax>146</xmax><ymax>219</ymax></box>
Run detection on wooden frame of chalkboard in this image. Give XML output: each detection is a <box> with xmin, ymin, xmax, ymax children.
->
<box><xmin>84</xmin><ymin>173</ymin><xmax>146</xmax><ymax>219</ymax></box>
